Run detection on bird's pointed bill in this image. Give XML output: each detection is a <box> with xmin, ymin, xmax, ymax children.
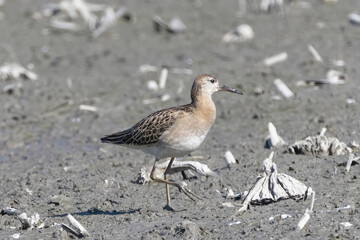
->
<box><xmin>220</xmin><ymin>85</ymin><xmax>243</xmax><ymax>95</ymax></box>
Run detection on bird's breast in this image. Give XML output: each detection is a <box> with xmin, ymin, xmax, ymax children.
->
<box><xmin>159</xmin><ymin>111</ymin><xmax>215</xmax><ymax>154</ymax></box>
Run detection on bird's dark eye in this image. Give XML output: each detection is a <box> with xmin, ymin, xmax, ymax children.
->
<box><xmin>209</xmin><ymin>79</ymin><xmax>215</xmax><ymax>83</ymax></box>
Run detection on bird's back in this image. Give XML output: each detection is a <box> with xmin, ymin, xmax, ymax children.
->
<box><xmin>100</xmin><ymin>104</ymin><xmax>194</xmax><ymax>146</ymax></box>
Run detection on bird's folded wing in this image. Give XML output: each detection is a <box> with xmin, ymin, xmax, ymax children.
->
<box><xmin>101</xmin><ymin>105</ymin><xmax>192</xmax><ymax>146</ymax></box>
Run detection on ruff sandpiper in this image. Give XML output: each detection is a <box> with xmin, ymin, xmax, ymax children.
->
<box><xmin>101</xmin><ymin>74</ymin><xmax>242</xmax><ymax>209</ymax></box>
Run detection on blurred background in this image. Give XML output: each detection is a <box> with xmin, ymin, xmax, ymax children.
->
<box><xmin>0</xmin><ymin>0</ymin><xmax>359</xmax><ymax>239</ymax></box>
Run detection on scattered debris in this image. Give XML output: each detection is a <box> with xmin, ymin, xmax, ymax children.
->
<box><xmin>167</xmin><ymin>18</ymin><xmax>187</xmax><ymax>33</ymax></box>
<box><xmin>316</xmin><ymin>22</ymin><xmax>326</xmax><ymax>29</ymax></box>
<box><xmin>349</xmin><ymin>141</ymin><xmax>360</xmax><ymax>150</ymax></box>
<box><xmin>2</xmin><ymin>82</ymin><xmax>23</xmax><ymax>94</ymax></box>
<box><xmin>1</xmin><ymin>207</ymin><xmax>20</xmax><ymax>216</ymax></box>
<box><xmin>296</xmin><ymin>190</ymin><xmax>315</xmax><ymax>231</ymax></box>
<box><xmin>336</xmin><ymin>205</ymin><xmax>351</xmax><ymax>211</ymax></box>
<box><xmin>349</xmin><ymin>13</ymin><xmax>360</xmax><ymax>25</ymax></box>
<box><xmin>274</xmin><ymin>79</ymin><xmax>294</xmax><ymax>98</ymax></box>
<box><xmin>158</xmin><ymin>68</ymin><xmax>168</xmax><ymax>89</ymax></box>
<box><xmin>153</xmin><ymin>16</ymin><xmax>187</xmax><ymax>33</ymax></box>
<box><xmin>79</xmin><ymin>104</ymin><xmax>98</xmax><ymax>112</ymax></box>
<box><xmin>226</xmin><ymin>187</ymin><xmax>235</xmax><ymax>199</ymax></box>
<box><xmin>325</xmin><ymin>70</ymin><xmax>346</xmax><ymax>85</ymax></box>
<box><xmin>147</xmin><ymin>80</ymin><xmax>159</xmax><ymax>91</ymax></box>
<box><xmin>104</xmin><ymin>178</ymin><xmax>121</xmax><ymax>189</ymax></box>
<box><xmin>281</xmin><ymin>214</ymin><xmax>291</xmax><ymax>219</ymax></box>
<box><xmin>287</xmin><ymin>133</ymin><xmax>353</xmax><ymax>156</ymax></box>
<box><xmin>222</xmin><ymin>24</ymin><xmax>254</xmax><ymax>43</ymax></box>
<box><xmin>18</xmin><ymin>212</ymin><xmax>44</xmax><ymax>230</ymax></box>
<box><xmin>44</xmin><ymin>98</ymin><xmax>90</xmax><ymax>114</ymax></box>
<box><xmin>222</xmin><ymin>202</ymin><xmax>236</xmax><ymax>208</ymax></box>
<box><xmin>215</xmin><ymin>189</ymin><xmax>222</xmax><ymax>196</ymax></box>
<box><xmin>139</xmin><ymin>64</ymin><xmax>158</xmax><ymax>73</ymax></box>
<box><xmin>216</xmin><ymin>187</ymin><xmax>242</xmax><ymax>201</ymax></box>
<box><xmin>224</xmin><ymin>150</ymin><xmax>237</xmax><ymax>167</ymax></box>
<box><xmin>48</xmin><ymin>195</ymin><xmax>73</xmax><ymax>206</ymax></box>
<box><xmin>265</xmin><ymin>122</ymin><xmax>287</xmax><ymax>148</ymax></box>
<box><xmin>260</xmin><ymin>0</ymin><xmax>284</xmax><ymax>12</ymax></box>
<box><xmin>308</xmin><ymin>44</ymin><xmax>323</xmax><ymax>63</ymax></box>
<box><xmin>296</xmin><ymin>70</ymin><xmax>346</xmax><ymax>87</ymax></box>
<box><xmin>50</xmin><ymin>19</ymin><xmax>80</xmax><ymax>31</ymax></box>
<box><xmin>237</xmin><ymin>152</ymin><xmax>313</xmax><ymax>214</ymax></box>
<box><xmin>137</xmin><ymin>159</ymin><xmax>216</xmax><ymax>184</ymax></box>
<box><xmin>92</xmin><ymin>7</ymin><xmax>131</xmax><ymax>38</ymax></box>
<box><xmin>319</xmin><ymin>127</ymin><xmax>327</xmax><ymax>137</ymax></box>
<box><xmin>252</xmin><ymin>87</ymin><xmax>265</xmax><ymax>96</ymax></box>
<box><xmin>270</xmin><ymin>95</ymin><xmax>282</xmax><ymax>101</ymax></box>
<box><xmin>332</xmin><ymin>59</ymin><xmax>345</xmax><ymax>67</ymax></box>
<box><xmin>25</xmin><ymin>188</ymin><xmax>33</xmax><ymax>195</ymax></box>
<box><xmin>0</xmin><ymin>63</ymin><xmax>38</xmax><ymax>81</ymax></box>
<box><xmin>9</xmin><ymin>233</ymin><xmax>21</xmax><ymax>239</ymax></box>
<box><xmin>340</xmin><ymin>222</ymin><xmax>353</xmax><ymax>230</ymax></box>
<box><xmin>264</xmin><ymin>52</ymin><xmax>288</xmax><ymax>66</ymax></box>
<box><xmin>61</xmin><ymin>214</ymin><xmax>90</xmax><ymax>238</ymax></box>
<box><xmin>38</xmin><ymin>0</ymin><xmax>133</xmax><ymax>37</ymax></box>
<box><xmin>345</xmin><ymin>154</ymin><xmax>360</xmax><ymax>172</ymax></box>
<box><xmin>346</xmin><ymin>99</ymin><xmax>356</xmax><ymax>104</ymax></box>
<box><xmin>2</xmin><ymin>207</ymin><xmax>45</xmax><ymax>230</ymax></box>
<box><xmin>227</xmin><ymin>220</ymin><xmax>241</xmax><ymax>226</ymax></box>
<box><xmin>139</xmin><ymin>64</ymin><xmax>192</xmax><ymax>75</ymax></box>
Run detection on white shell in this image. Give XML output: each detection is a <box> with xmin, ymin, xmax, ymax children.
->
<box><xmin>158</xmin><ymin>68</ymin><xmax>168</xmax><ymax>89</ymax></box>
<box><xmin>266</xmin><ymin>122</ymin><xmax>287</xmax><ymax>148</ymax></box>
<box><xmin>79</xmin><ymin>105</ymin><xmax>98</xmax><ymax>112</ymax></box>
<box><xmin>281</xmin><ymin>214</ymin><xmax>291</xmax><ymax>219</ymax></box>
<box><xmin>340</xmin><ymin>222</ymin><xmax>353</xmax><ymax>230</ymax></box>
<box><xmin>168</xmin><ymin>18</ymin><xmax>187</xmax><ymax>33</ymax></box>
<box><xmin>147</xmin><ymin>80</ymin><xmax>159</xmax><ymax>90</ymax></box>
<box><xmin>264</xmin><ymin>52</ymin><xmax>288</xmax><ymax>66</ymax></box>
<box><xmin>224</xmin><ymin>151</ymin><xmax>237</xmax><ymax>166</ymax></box>
<box><xmin>67</xmin><ymin>214</ymin><xmax>90</xmax><ymax>237</ymax></box>
<box><xmin>222</xmin><ymin>24</ymin><xmax>254</xmax><ymax>43</ymax></box>
<box><xmin>296</xmin><ymin>208</ymin><xmax>311</xmax><ymax>231</ymax></box>
<box><xmin>139</xmin><ymin>64</ymin><xmax>158</xmax><ymax>73</ymax></box>
<box><xmin>0</xmin><ymin>63</ymin><xmax>38</xmax><ymax>81</ymax></box>
<box><xmin>1</xmin><ymin>207</ymin><xmax>19</xmax><ymax>215</ymax></box>
<box><xmin>326</xmin><ymin>70</ymin><xmax>346</xmax><ymax>85</ymax></box>
<box><xmin>308</xmin><ymin>45</ymin><xmax>323</xmax><ymax>62</ymax></box>
<box><xmin>349</xmin><ymin>13</ymin><xmax>360</xmax><ymax>25</ymax></box>
<box><xmin>274</xmin><ymin>79</ymin><xmax>294</xmax><ymax>98</ymax></box>
<box><xmin>9</xmin><ymin>233</ymin><xmax>21</xmax><ymax>239</ymax></box>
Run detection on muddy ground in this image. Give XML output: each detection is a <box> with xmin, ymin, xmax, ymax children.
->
<box><xmin>0</xmin><ymin>0</ymin><xmax>360</xmax><ymax>239</ymax></box>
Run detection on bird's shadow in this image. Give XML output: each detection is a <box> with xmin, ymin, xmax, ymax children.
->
<box><xmin>51</xmin><ymin>207</ymin><xmax>141</xmax><ymax>218</ymax></box>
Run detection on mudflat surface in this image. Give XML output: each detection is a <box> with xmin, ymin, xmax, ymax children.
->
<box><xmin>0</xmin><ymin>0</ymin><xmax>359</xmax><ymax>239</ymax></box>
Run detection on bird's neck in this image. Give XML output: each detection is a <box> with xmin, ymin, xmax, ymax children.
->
<box><xmin>191</xmin><ymin>94</ymin><xmax>216</xmax><ymax>123</ymax></box>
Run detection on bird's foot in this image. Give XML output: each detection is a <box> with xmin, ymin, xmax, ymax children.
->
<box><xmin>174</xmin><ymin>181</ymin><xmax>202</xmax><ymax>202</ymax></box>
<box><xmin>163</xmin><ymin>204</ymin><xmax>175</xmax><ymax>212</ymax></box>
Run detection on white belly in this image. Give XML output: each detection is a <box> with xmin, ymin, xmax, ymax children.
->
<box><xmin>142</xmin><ymin>130</ymin><xmax>209</xmax><ymax>159</ymax></box>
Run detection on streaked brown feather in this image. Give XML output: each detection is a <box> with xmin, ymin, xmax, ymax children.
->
<box><xmin>101</xmin><ymin>104</ymin><xmax>194</xmax><ymax>146</ymax></box>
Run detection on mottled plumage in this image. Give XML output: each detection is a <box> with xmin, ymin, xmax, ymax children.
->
<box><xmin>101</xmin><ymin>74</ymin><xmax>242</xmax><ymax>209</ymax></box>
<box><xmin>101</xmin><ymin>105</ymin><xmax>193</xmax><ymax>146</ymax></box>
